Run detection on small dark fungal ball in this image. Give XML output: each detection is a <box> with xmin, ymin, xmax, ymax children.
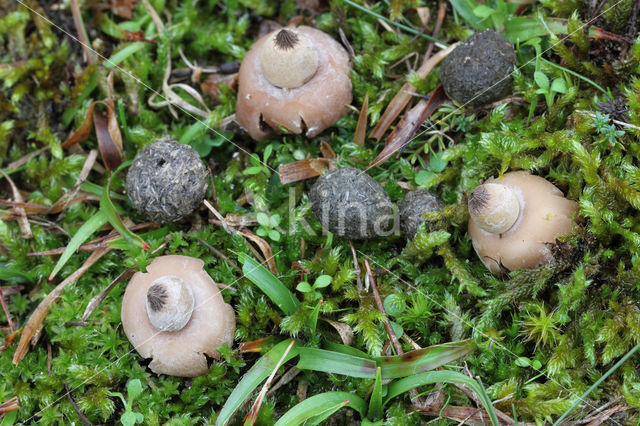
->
<box><xmin>127</xmin><ymin>139</ymin><xmax>207</xmax><ymax>223</ymax></box>
<box><xmin>309</xmin><ymin>167</ymin><xmax>394</xmax><ymax>240</ymax></box>
<box><xmin>440</xmin><ymin>30</ymin><xmax>516</xmax><ymax>106</ymax></box>
<box><xmin>398</xmin><ymin>190</ymin><xmax>443</xmax><ymax>239</ymax></box>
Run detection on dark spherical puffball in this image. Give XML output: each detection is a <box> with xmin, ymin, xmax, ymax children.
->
<box><xmin>126</xmin><ymin>139</ymin><xmax>207</xmax><ymax>223</ymax></box>
<box><xmin>398</xmin><ymin>190</ymin><xmax>443</xmax><ymax>239</ymax></box>
<box><xmin>309</xmin><ymin>167</ymin><xmax>394</xmax><ymax>240</ymax></box>
<box><xmin>440</xmin><ymin>30</ymin><xmax>516</xmax><ymax>106</ymax></box>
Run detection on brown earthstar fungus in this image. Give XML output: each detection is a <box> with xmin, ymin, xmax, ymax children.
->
<box><xmin>309</xmin><ymin>167</ymin><xmax>394</xmax><ymax>240</ymax></box>
<box><xmin>126</xmin><ymin>139</ymin><xmax>207</xmax><ymax>223</ymax></box>
<box><xmin>439</xmin><ymin>30</ymin><xmax>516</xmax><ymax>106</ymax></box>
<box><xmin>467</xmin><ymin>171</ymin><xmax>579</xmax><ymax>275</ymax></box>
<box><xmin>236</xmin><ymin>26</ymin><xmax>352</xmax><ymax>141</ymax></box>
<box><xmin>399</xmin><ymin>190</ymin><xmax>443</xmax><ymax>239</ymax></box>
<box><xmin>121</xmin><ymin>255</ymin><xmax>235</xmax><ymax>377</ymax></box>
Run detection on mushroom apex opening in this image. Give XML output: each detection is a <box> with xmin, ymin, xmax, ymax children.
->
<box><xmin>275</xmin><ymin>29</ymin><xmax>299</xmax><ymax>50</ymax></box>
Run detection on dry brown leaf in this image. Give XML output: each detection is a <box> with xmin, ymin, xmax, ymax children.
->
<box><xmin>0</xmin><ymin>169</ymin><xmax>32</xmax><ymax>239</ymax></box>
<box><xmin>416</xmin><ymin>7</ymin><xmax>431</xmax><ymax>27</ymax></box>
<box><xmin>319</xmin><ymin>140</ymin><xmax>336</xmax><ymax>159</ymax></box>
<box><xmin>368</xmin><ymin>85</ymin><xmax>448</xmax><ymax>169</ymax></box>
<box><xmin>322</xmin><ymin>318</ymin><xmax>354</xmax><ymax>346</ymax></box>
<box><xmin>238</xmin><ymin>230</ymin><xmax>278</xmax><ymax>274</ymax></box>
<box><xmin>278</xmin><ymin>158</ymin><xmax>334</xmax><ymax>185</ymax></box>
<box><xmin>354</xmin><ymin>92</ymin><xmax>369</xmax><ymax>146</ymax></box>
<box><xmin>238</xmin><ymin>336</ymin><xmax>274</xmax><ymax>353</ymax></box>
<box><xmin>62</xmin><ymin>101</ymin><xmax>124</xmax><ymax>171</ymax></box>
<box><xmin>93</xmin><ymin>108</ymin><xmax>123</xmax><ymax>171</ymax></box>
<box><xmin>201</xmin><ymin>74</ymin><xmax>238</xmax><ymax>103</ymax></box>
<box><xmin>111</xmin><ymin>0</ymin><xmax>138</xmax><ymax>18</ymax></box>
<box><xmin>369</xmin><ymin>43</ymin><xmax>457</xmax><ymax>141</ymax></box>
<box><xmin>13</xmin><ymin>247</ymin><xmax>111</xmax><ymax>365</ymax></box>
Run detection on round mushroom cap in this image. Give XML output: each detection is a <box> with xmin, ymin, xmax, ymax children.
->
<box><xmin>236</xmin><ymin>26</ymin><xmax>352</xmax><ymax>141</ymax></box>
<box><xmin>126</xmin><ymin>139</ymin><xmax>208</xmax><ymax>223</ymax></box>
<box><xmin>398</xmin><ymin>190</ymin><xmax>443</xmax><ymax>238</ymax></box>
<box><xmin>309</xmin><ymin>167</ymin><xmax>394</xmax><ymax>240</ymax></box>
<box><xmin>121</xmin><ymin>255</ymin><xmax>236</xmax><ymax>377</ymax></box>
<box><xmin>468</xmin><ymin>171</ymin><xmax>578</xmax><ymax>275</ymax></box>
<box><xmin>440</xmin><ymin>30</ymin><xmax>516</xmax><ymax>106</ymax></box>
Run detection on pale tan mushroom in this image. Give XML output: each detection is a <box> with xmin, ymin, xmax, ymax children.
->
<box><xmin>121</xmin><ymin>255</ymin><xmax>235</xmax><ymax>377</ymax></box>
<box><xmin>467</xmin><ymin>171</ymin><xmax>578</xmax><ymax>275</ymax></box>
<box><xmin>236</xmin><ymin>26</ymin><xmax>352</xmax><ymax>141</ymax></box>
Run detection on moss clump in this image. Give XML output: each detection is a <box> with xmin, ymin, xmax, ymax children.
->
<box><xmin>126</xmin><ymin>139</ymin><xmax>208</xmax><ymax>223</ymax></box>
<box><xmin>440</xmin><ymin>30</ymin><xmax>517</xmax><ymax>106</ymax></box>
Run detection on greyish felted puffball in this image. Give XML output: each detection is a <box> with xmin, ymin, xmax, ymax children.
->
<box><xmin>398</xmin><ymin>190</ymin><xmax>443</xmax><ymax>239</ymax></box>
<box><xmin>127</xmin><ymin>139</ymin><xmax>207</xmax><ymax>223</ymax></box>
<box><xmin>440</xmin><ymin>30</ymin><xmax>516</xmax><ymax>106</ymax></box>
<box><xmin>309</xmin><ymin>167</ymin><xmax>394</xmax><ymax>240</ymax></box>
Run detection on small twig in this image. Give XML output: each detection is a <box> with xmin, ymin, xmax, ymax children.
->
<box><xmin>349</xmin><ymin>241</ymin><xmax>363</xmax><ymax>292</ymax></box>
<box><xmin>266</xmin><ymin>366</ymin><xmax>301</xmax><ymax>397</ymax></box>
<box><xmin>65</xmin><ymin>383</ymin><xmax>93</xmax><ymax>426</ymax></box>
<box><xmin>6</xmin><ymin>146</ymin><xmax>49</xmax><ymax>171</ymax></box>
<box><xmin>0</xmin><ymin>169</ymin><xmax>32</xmax><ymax>239</ymax></box>
<box><xmin>424</xmin><ymin>0</ymin><xmax>447</xmax><ymax>60</ymax></box>
<box><xmin>203</xmin><ymin>199</ymin><xmax>237</xmax><ymax>236</ymax></box>
<box><xmin>0</xmin><ymin>287</ymin><xmax>15</xmax><ymax>333</ymax></box>
<box><xmin>70</xmin><ymin>0</ymin><xmax>95</xmax><ymax>64</ymax></box>
<box><xmin>47</xmin><ymin>342</ymin><xmax>52</xmax><ymax>375</ymax></box>
<box><xmin>82</xmin><ymin>266</ymin><xmax>137</xmax><ymax>322</ymax></box>
<box><xmin>575</xmin><ymin>110</ymin><xmax>640</xmax><ymax>130</ymax></box>
<box><xmin>364</xmin><ymin>258</ymin><xmax>402</xmax><ymax>354</ymax></box>
<box><xmin>198</xmin><ymin>238</ymin><xmax>239</xmax><ymax>270</ymax></box>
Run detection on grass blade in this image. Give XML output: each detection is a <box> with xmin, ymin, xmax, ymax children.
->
<box><xmin>324</xmin><ymin>341</ymin><xmax>370</xmax><ymax>358</ymax></box>
<box><xmin>375</xmin><ymin>339</ymin><xmax>476</xmax><ymax>379</ymax></box>
<box><xmin>368</xmin><ymin>367</ymin><xmax>383</xmax><ymax>421</ymax></box>
<box><xmin>216</xmin><ymin>339</ymin><xmax>299</xmax><ymax>426</ymax></box>
<box><xmin>297</xmin><ymin>347</ymin><xmax>377</xmax><ymax>379</ymax></box>
<box><xmin>553</xmin><ymin>341</ymin><xmax>640</xmax><ymax>425</ymax></box>
<box><xmin>100</xmin><ymin>161</ymin><xmax>149</xmax><ymax>251</ymax></box>
<box><xmin>48</xmin><ymin>210</ymin><xmax>108</xmax><ymax>280</ymax></box>
<box><xmin>385</xmin><ymin>371</ymin><xmax>498</xmax><ymax>426</ymax></box>
<box><xmin>238</xmin><ymin>253</ymin><xmax>299</xmax><ymax>315</ymax></box>
<box><xmin>273</xmin><ymin>392</ymin><xmax>368</xmax><ymax>426</ymax></box>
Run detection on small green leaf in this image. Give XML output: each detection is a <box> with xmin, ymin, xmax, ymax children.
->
<box><xmin>429</xmin><ymin>154</ymin><xmax>447</xmax><ymax>173</ymax></box>
<box><xmin>268</xmin><ymin>229</ymin><xmax>281</xmax><ymax>241</ymax></box>
<box><xmin>383</xmin><ymin>294</ymin><xmax>405</xmax><ymax>317</ymax></box>
<box><xmin>389</xmin><ymin>321</ymin><xmax>404</xmax><ymax>339</ymax></box>
<box><xmin>515</xmin><ymin>357</ymin><xmax>531</xmax><ymax>367</ymax></box>
<box><xmin>256</xmin><ymin>228</ymin><xmax>268</xmax><ymax>237</ymax></box>
<box><xmin>414</xmin><ymin>170</ymin><xmax>433</xmax><ymax>186</ymax></box>
<box><xmin>534</xmin><ymin>71</ymin><xmax>549</xmax><ymax>91</ymax></box>
<box><xmin>314</xmin><ymin>275</ymin><xmax>332</xmax><ymax>289</ymax></box>
<box><xmin>473</xmin><ymin>5</ymin><xmax>496</xmax><ymax>18</ymax></box>
<box><xmin>243</xmin><ymin>166</ymin><xmax>264</xmax><ymax>175</ymax></box>
<box><xmin>121</xmin><ymin>411</ymin><xmax>139</xmax><ymax>426</ymax></box>
<box><xmin>270</xmin><ymin>214</ymin><xmax>281</xmax><ymax>226</ymax></box>
<box><xmin>532</xmin><ymin>359</ymin><xmax>542</xmax><ymax>369</ymax></box>
<box><xmin>296</xmin><ymin>282</ymin><xmax>312</xmax><ymax>293</ymax></box>
<box><xmin>256</xmin><ymin>212</ymin><xmax>270</xmax><ymax>227</ymax></box>
<box><xmin>126</xmin><ymin>379</ymin><xmax>142</xmax><ymax>401</ymax></box>
<box><xmin>551</xmin><ymin>78</ymin><xmax>567</xmax><ymax>94</ymax></box>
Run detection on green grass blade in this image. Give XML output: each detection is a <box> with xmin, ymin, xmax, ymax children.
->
<box><xmin>368</xmin><ymin>367</ymin><xmax>383</xmax><ymax>421</ymax></box>
<box><xmin>324</xmin><ymin>341</ymin><xmax>370</xmax><ymax>358</ymax></box>
<box><xmin>0</xmin><ymin>266</ymin><xmax>34</xmax><ymax>283</ymax></box>
<box><xmin>48</xmin><ymin>210</ymin><xmax>108</xmax><ymax>280</ymax></box>
<box><xmin>216</xmin><ymin>339</ymin><xmax>299</xmax><ymax>426</ymax></box>
<box><xmin>238</xmin><ymin>253</ymin><xmax>299</xmax><ymax>315</ymax></box>
<box><xmin>100</xmin><ymin>161</ymin><xmax>149</xmax><ymax>251</ymax></box>
<box><xmin>553</xmin><ymin>342</ymin><xmax>640</xmax><ymax>425</ymax></box>
<box><xmin>273</xmin><ymin>392</ymin><xmax>368</xmax><ymax>426</ymax></box>
<box><xmin>297</xmin><ymin>347</ymin><xmax>377</xmax><ymax>379</ymax></box>
<box><xmin>375</xmin><ymin>339</ymin><xmax>476</xmax><ymax>379</ymax></box>
<box><xmin>504</xmin><ymin>16</ymin><xmax>603</xmax><ymax>43</ymax></box>
<box><xmin>449</xmin><ymin>0</ymin><xmax>488</xmax><ymax>30</ymax></box>
<box><xmin>386</xmin><ymin>371</ymin><xmax>498</xmax><ymax>426</ymax></box>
